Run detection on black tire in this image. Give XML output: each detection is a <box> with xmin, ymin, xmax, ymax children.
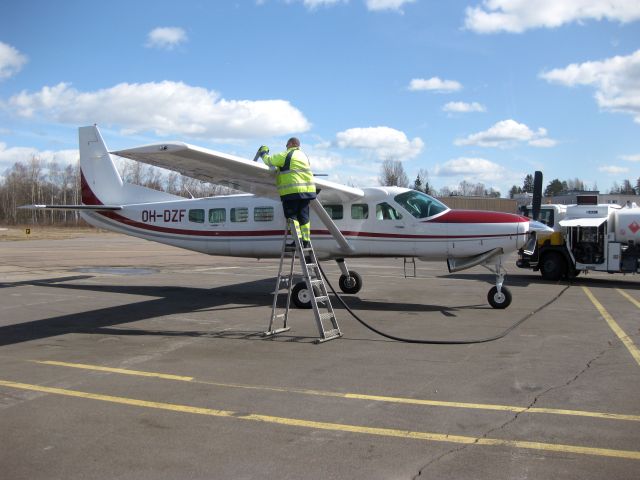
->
<box><xmin>566</xmin><ymin>268</ymin><xmax>580</xmax><ymax>280</ymax></box>
<box><xmin>338</xmin><ymin>271</ymin><xmax>363</xmax><ymax>294</ymax></box>
<box><xmin>292</xmin><ymin>281</ymin><xmax>312</xmax><ymax>309</ymax></box>
<box><xmin>540</xmin><ymin>251</ymin><xmax>567</xmax><ymax>281</ymax></box>
<box><xmin>488</xmin><ymin>286</ymin><xmax>512</xmax><ymax>309</ymax></box>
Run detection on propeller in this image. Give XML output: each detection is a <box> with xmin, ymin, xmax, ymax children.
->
<box><xmin>523</xmin><ymin>171</ymin><xmax>548</xmax><ymax>255</ymax></box>
<box><xmin>531</xmin><ymin>170</ymin><xmax>543</xmax><ymax>221</ymax></box>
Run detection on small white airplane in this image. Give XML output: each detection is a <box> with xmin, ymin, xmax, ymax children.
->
<box><xmin>26</xmin><ymin>125</ymin><xmax>547</xmax><ymax>309</ymax></box>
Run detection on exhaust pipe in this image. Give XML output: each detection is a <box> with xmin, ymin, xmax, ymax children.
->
<box><xmin>447</xmin><ymin>248</ymin><xmax>503</xmax><ymax>273</ymax></box>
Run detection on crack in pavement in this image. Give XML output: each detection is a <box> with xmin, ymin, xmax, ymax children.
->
<box><xmin>411</xmin><ymin>347</ymin><xmax>610</xmax><ymax>479</ymax></box>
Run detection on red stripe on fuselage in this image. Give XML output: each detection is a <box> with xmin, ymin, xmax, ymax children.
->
<box><xmin>81</xmin><ymin>171</ymin><xmax>103</xmax><ymax>206</ymax></box>
<box><xmin>424</xmin><ymin>210</ymin><xmax>528</xmax><ymax>224</ymax></box>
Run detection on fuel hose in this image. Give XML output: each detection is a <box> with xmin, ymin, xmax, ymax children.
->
<box><xmin>317</xmin><ymin>263</ymin><xmax>570</xmax><ymax>345</ymax></box>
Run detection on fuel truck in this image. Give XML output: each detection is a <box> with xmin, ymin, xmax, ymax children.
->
<box><xmin>517</xmin><ymin>199</ymin><xmax>640</xmax><ymax>280</ymax></box>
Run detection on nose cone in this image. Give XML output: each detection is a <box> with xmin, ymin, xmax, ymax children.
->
<box><xmin>528</xmin><ymin>219</ymin><xmax>554</xmax><ymax>234</ymax></box>
<box><xmin>517</xmin><ymin>217</ymin><xmax>530</xmax><ymax>249</ymax></box>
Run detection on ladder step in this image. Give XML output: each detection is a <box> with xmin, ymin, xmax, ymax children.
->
<box><xmin>314</xmin><ymin>295</ymin><xmax>329</xmax><ymax>302</ymax></box>
<box><xmin>318</xmin><ymin>312</ymin><xmax>334</xmax><ymax>321</ymax></box>
<box><xmin>315</xmin><ymin>329</ymin><xmax>342</xmax><ymax>343</ymax></box>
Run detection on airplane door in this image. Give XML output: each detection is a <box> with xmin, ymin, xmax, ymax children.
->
<box><xmin>206</xmin><ymin>207</ymin><xmax>230</xmax><ymax>255</ymax></box>
<box><xmin>374</xmin><ymin>202</ymin><xmax>415</xmax><ymax>256</ymax></box>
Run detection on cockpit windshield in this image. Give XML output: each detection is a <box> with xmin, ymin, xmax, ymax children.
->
<box><xmin>393</xmin><ymin>190</ymin><xmax>448</xmax><ymax>219</ymax></box>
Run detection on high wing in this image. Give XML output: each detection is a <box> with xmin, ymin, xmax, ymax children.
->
<box><xmin>112</xmin><ymin>142</ymin><xmax>364</xmax><ymax>203</ymax></box>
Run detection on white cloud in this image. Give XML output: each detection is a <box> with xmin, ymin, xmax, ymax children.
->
<box><xmin>365</xmin><ymin>0</ymin><xmax>415</xmax><ymax>12</ymax></box>
<box><xmin>305</xmin><ymin>145</ymin><xmax>345</xmax><ymax>171</ymax></box>
<box><xmin>433</xmin><ymin>157</ymin><xmax>507</xmax><ymax>182</ymax></box>
<box><xmin>301</xmin><ymin>0</ymin><xmax>347</xmax><ymax>8</ymax></box>
<box><xmin>335</xmin><ymin>126</ymin><xmax>424</xmax><ymax>160</ymax></box>
<box><xmin>621</xmin><ymin>154</ymin><xmax>640</xmax><ymax>162</ymax></box>
<box><xmin>527</xmin><ymin>138</ymin><xmax>557</xmax><ymax>147</ymax></box>
<box><xmin>455</xmin><ymin>119</ymin><xmax>556</xmax><ymax>148</ymax></box>
<box><xmin>0</xmin><ymin>142</ymin><xmax>78</xmax><ymax>173</ymax></box>
<box><xmin>442</xmin><ymin>101</ymin><xmax>486</xmax><ymax>113</ymax></box>
<box><xmin>146</xmin><ymin>27</ymin><xmax>188</xmax><ymax>50</ymax></box>
<box><xmin>465</xmin><ymin>0</ymin><xmax>640</xmax><ymax>34</ymax></box>
<box><xmin>599</xmin><ymin>165</ymin><xmax>630</xmax><ymax>174</ymax></box>
<box><xmin>540</xmin><ymin>49</ymin><xmax>640</xmax><ymax>124</ymax></box>
<box><xmin>6</xmin><ymin>81</ymin><xmax>311</xmax><ymax>141</ymax></box>
<box><xmin>0</xmin><ymin>41</ymin><xmax>28</xmax><ymax>80</ymax></box>
<box><xmin>409</xmin><ymin>77</ymin><xmax>462</xmax><ymax>93</ymax></box>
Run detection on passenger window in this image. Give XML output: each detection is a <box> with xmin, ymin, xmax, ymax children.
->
<box><xmin>254</xmin><ymin>206</ymin><xmax>274</xmax><ymax>222</ymax></box>
<box><xmin>376</xmin><ymin>202</ymin><xmax>402</xmax><ymax>220</ymax></box>
<box><xmin>188</xmin><ymin>209</ymin><xmax>205</xmax><ymax>223</ymax></box>
<box><xmin>230</xmin><ymin>207</ymin><xmax>248</xmax><ymax>222</ymax></box>
<box><xmin>208</xmin><ymin>208</ymin><xmax>226</xmax><ymax>223</ymax></box>
<box><xmin>351</xmin><ymin>204</ymin><xmax>369</xmax><ymax>220</ymax></box>
<box><xmin>323</xmin><ymin>204</ymin><xmax>343</xmax><ymax>220</ymax></box>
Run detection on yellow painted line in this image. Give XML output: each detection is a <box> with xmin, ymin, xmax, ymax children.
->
<box><xmin>1</xmin><ymin>379</ymin><xmax>639</xmax><ymax>461</ymax></box>
<box><xmin>617</xmin><ymin>289</ymin><xmax>640</xmax><ymax>310</ymax></box>
<box><xmin>33</xmin><ymin>360</ymin><xmax>640</xmax><ymax>422</ymax></box>
<box><xmin>35</xmin><ymin>360</ymin><xmax>194</xmax><ymax>382</ymax></box>
<box><xmin>583</xmin><ymin>287</ymin><xmax>640</xmax><ymax>367</ymax></box>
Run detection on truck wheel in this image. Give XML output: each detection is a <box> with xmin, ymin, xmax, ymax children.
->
<box><xmin>566</xmin><ymin>268</ymin><xmax>580</xmax><ymax>280</ymax></box>
<box><xmin>488</xmin><ymin>286</ymin><xmax>512</xmax><ymax>309</ymax></box>
<box><xmin>540</xmin><ymin>252</ymin><xmax>566</xmax><ymax>281</ymax></box>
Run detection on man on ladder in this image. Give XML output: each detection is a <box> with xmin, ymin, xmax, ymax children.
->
<box><xmin>256</xmin><ymin>138</ymin><xmax>341</xmax><ymax>343</ymax></box>
<box><xmin>255</xmin><ymin>137</ymin><xmax>315</xmax><ymax>248</ymax></box>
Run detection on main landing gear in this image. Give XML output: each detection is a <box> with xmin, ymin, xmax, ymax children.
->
<box><xmin>336</xmin><ymin>258</ymin><xmax>362</xmax><ymax>295</ymax></box>
<box><xmin>483</xmin><ymin>257</ymin><xmax>512</xmax><ymax>309</ymax></box>
<box><xmin>292</xmin><ymin>258</ymin><xmax>362</xmax><ymax>309</ymax></box>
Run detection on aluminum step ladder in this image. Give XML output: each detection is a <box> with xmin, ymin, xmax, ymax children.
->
<box><xmin>264</xmin><ymin>219</ymin><xmax>342</xmax><ymax>344</ymax></box>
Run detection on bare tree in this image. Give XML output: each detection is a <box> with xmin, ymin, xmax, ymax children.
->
<box><xmin>378</xmin><ymin>159</ymin><xmax>409</xmax><ymax>188</ymax></box>
<box><xmin>166</xmin><ymin>172</ymin><xmax>180</xmax><ymax>195</ymax></box>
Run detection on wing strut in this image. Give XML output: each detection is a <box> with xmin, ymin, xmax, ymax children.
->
<box><xmin>310</xmin><ymin>199</ymin><xmax>354</xmax><ymax>254</ymax></box>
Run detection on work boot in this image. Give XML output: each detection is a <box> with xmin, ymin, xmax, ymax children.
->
<box><xmin>302</xmin><ymin>240</ymin><xmax>311</xmax><ymax>249</ymax></box>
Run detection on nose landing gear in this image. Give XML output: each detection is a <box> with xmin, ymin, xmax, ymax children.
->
<box><xmin>336</xmin><ymin>258</ymin><xmax>362</xmax><ymax>294</ymax></box>
<box><xmin>484</xmin><ymin>258</ymin><xmax>512</xmax><ymax>309</ymax></box>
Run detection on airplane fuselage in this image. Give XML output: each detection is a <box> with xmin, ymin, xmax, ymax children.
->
<box><xmin>81</xmin><ymin>186</ymin><xmax>529</xmax><ymax>261</ymax></box>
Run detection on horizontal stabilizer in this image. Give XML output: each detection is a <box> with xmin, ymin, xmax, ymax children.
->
<box><xmin>19</xmin><ymin>204</ymin><xmax>122</xmax><ymax>211</ymax></box>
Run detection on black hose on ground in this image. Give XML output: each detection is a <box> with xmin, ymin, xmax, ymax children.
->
<box><xmin>318</xmin><ymin>263</ymin><xmax>570</xmax><ymax>344</ymax></box>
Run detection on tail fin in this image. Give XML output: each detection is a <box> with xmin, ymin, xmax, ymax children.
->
<box><xmin>79</xmin><ymin>125</ymin><xmax>181</xmax><ymax>205</ymax></box>
<box><xmin>79</xmin><ymin>126</ymin><xmax>124</xmax><ymax>205</ymax></box>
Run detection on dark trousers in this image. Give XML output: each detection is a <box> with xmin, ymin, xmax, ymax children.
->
<box><xmin>282</xmin><ymin>198</ymin><xmax>311</xmax><ymax>241</ymax></box>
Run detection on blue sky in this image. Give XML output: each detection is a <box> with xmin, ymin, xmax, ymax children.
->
<box><xmin>0</xmin><ymin>0</ymin><xmax>639</xmax><ymax>196</ymax></box>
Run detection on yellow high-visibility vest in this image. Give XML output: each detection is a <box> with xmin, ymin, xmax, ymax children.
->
<box><xmin>262</xmin><ymin>147</ymin><xmax>316</xmax><ymax>199</ymax></box>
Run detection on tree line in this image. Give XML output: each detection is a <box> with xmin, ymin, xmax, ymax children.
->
<box><xmin>0</xmin><ymin>156</ymin><xmax>233</xmax><ymax>225</ymax></box>
<box><xmin>378</xmin><ymin>159</ymin><xmax>500</xmax><ymax>198</ymax></box>
<box><xmin>508</xmin><ymin>174</ymin><xmax>640</xmax><ymax>198</ymax></box>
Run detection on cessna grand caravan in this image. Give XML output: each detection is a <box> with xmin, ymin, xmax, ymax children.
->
<box><xmin>27</xmin><ymin>126</ymin><xmax>545</xmax><ymax>309</ymax></box>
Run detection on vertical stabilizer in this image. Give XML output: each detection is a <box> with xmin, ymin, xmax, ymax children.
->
<box><xmin>79</xmin><ymin>125</ymin><xmax>123</xmax><ymax>205</ymax></box>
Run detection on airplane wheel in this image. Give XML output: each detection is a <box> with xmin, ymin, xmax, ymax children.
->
<box><xmin>339</xmin><ymin>271</ymin><xmax>362</xmax><ymax>294</ymax></box>
<box><xmin>488</xmin><ymin>286</ymin><xmax>512</xmax><ymax>309</ymax></box>
<box><xmin>292</xmin><ymin>282</ymin><xmax>312</xmax><ymax>309</ymax></box>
